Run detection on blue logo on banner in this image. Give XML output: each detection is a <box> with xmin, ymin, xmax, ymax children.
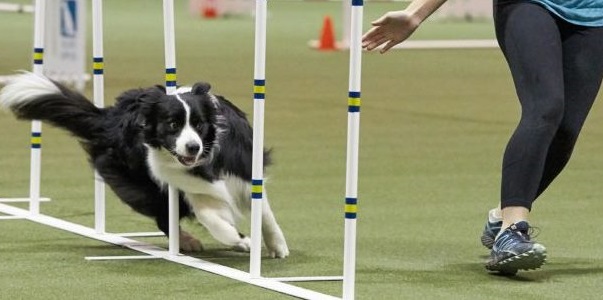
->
<box><xmin>60</xmin><ymin>0</ymin><xmax>78</xmax><ymax>37</ymax></box>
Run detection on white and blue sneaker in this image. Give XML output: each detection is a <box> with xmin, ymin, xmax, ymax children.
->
<box><xmin>480</xmin><ymin>209</ymin><xmax>502</xmax><ymax>249</ymax></box>
<box><xmin>481</xmin><ymin>219</ymin><xmax>502</xmax><ymax>249</ymax></box>
<box><xmin>485</xmin><ymin>221</ymin><xmax>547</xmax><ymax>275</ymax></box>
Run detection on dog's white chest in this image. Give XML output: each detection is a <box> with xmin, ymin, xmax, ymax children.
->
<box><xmin>147</xmin><ymin>149</ymin><xmax>224</xmax><ymax>196</ymax></box>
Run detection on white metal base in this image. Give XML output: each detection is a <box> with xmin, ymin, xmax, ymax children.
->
<box><xmin>271</xmin><ymin>276</ymin><xmax>343</xmax><ymax>282</ymax></box>
<box><xmin>85</xmin><ymin>255</ymin><xmax>162</xmax><ymax>261</ymax></box>
<box><xmin>0</xmin><ymin>202</ymin><xmax>341</xmax><ymax>300</ymax></box>
<box><xmin>0</xmin><ymin>197</ymin><xmax>51</xmax><ymax>203</ymax></box>
<box><xmin>0</xmin><ymin>215</ymin><xmax>24</xmax><ymax>220</ymax></box>
<box><xmin>115</xmin><ymin>231</ymin><xmax>164</xmax><ymax>238</ymax></box>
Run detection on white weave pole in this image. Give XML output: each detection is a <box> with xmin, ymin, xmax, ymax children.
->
<box><xmin>28</xmin><ymin>0</ymin><xmax>46</xmax><ymax>215</ymax></box>
<box><xmin>162</xmin><ymin>0</ymin><xmax>180</xmax><ymax>255</ymax></box>
<box><xmin>249</xmin><ymin>0</ymin><xmax>268</xmax><ymax>279</ymax></box>
<box><xmin>342</xmin><ymin>0</ymin><xmax>363</xmax><ymax>298</ymax></box>
<box><xmin>92</xmin><ymin>0</ymin><xmax>106</xmax><ymax>234</ymax></box>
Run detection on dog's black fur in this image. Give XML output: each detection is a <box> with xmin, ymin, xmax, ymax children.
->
<box><xmin>0</xmin><ymin>72</ymin><xmax>289</xmax><ymax>257</ymax></box>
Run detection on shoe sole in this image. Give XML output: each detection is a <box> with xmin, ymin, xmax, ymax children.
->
<box><xmin>486</xmin><ymin>244</ymin><xmax>547</xmax><ymax>275</ymax></box>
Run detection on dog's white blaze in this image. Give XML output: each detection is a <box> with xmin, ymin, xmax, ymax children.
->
<box><xmin>174</xmin><ymin>93</ymin><xmax>202</xmax><ymax>157</ymax></box>
<box><xmin>176</xmin><ymin>86</ymin><xmax>192</xmax><ymax>94</ymax></box>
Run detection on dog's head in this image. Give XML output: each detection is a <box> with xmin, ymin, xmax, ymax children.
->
<box><xmin>137</xmin><ymin>82</ymin><xmax>220</xmax><ymax>168</ymax></box>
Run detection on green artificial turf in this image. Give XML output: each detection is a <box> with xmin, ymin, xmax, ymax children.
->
<box><xmin>1</xmin><ymin>0</ymin><xmax>603</xmax><ymax>299</ymax></box>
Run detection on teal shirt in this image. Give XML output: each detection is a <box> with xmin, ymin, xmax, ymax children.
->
<box><xmin>529</xmin><ymin>0</ymin><xmax>603</xmax><ymax>26</ymax></box>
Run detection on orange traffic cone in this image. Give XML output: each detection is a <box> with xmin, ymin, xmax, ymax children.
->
<box><xmin>202</xmin><ymin>0</ymin><xmax>218</xmax><ymax>18</ymax></box>
<box><xmin>318</xmin><ymin>16</ymin><xmax>337</xmax><ymax>51</ymax></box>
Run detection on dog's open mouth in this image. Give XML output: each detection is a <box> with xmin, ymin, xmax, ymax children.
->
<box><xmin>167</xmin><ymin>149</ymin><xmax>198</xmax><ymax>167</ymax></box>
<box><xmin>176</xmin><ymin>155</ymin><xmax>197</xmax><ymax>167</ymax></box>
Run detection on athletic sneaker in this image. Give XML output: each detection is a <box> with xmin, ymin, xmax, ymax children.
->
<box><xmin>485</xmin><ymin>221</ymin><xmax>547</xmax><ymax>275</ymax></box>
<box><xmin>480</xmin><ymin>219</ymin><xmax>502</xmax><ymax>249</ymax></box>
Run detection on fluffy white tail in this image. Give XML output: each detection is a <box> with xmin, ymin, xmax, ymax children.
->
<box><xmin>0</xmin><ymin>71</ymin><xmax>62</xmax><ymax>110</ymax></box>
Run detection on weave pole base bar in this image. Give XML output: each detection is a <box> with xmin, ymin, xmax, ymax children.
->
<box><xmin>0</xmin><ymin>202</ymin><xmax>340</xmax><ymax>300</ymax></box>
<box><xmin>0</xmin><ymin>216</ymin><xmax>24</xmax><ymax>220</ymax></box>
<box><xmin>85</xmin><ymin>255</ymin><xmax>162</xmax><ymax>261</ymax></box>
<box><xmin>0</xmin><ymin>197</ymin><xmax>51</xmax><ymax>203</ymax></box>
<box><xmin>271</xmin><ymin>276</ymin><xmax>343</xmax><ymax>282</ymax></box>
<box><xmin>114</xmin><ymin>231</ymin><xmax>165</xmax><ymax>238</ymax></box>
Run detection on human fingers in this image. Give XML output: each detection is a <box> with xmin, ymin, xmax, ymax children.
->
<box><xmin>362</xmin><ymin>29</ymin><xmax>386</xmax><ymax>49</ymax></box>
<box><xmin>379</xmin><ymin>40</ymin><xmax>398</xmax><ymax>54</ymax></box>
<box><xmin>361</xmin><ymin>26</ymin><xmax>381</xmax><ymax>43</ymax></box>
<box><xmin>362</xmin><ymin>34</ymin><xmax>388</xmax><ymax>50</ymax></box>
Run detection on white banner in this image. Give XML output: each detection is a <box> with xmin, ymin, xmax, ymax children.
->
<box><xmin>44</xmin><ymin>0</ymin><xmax>87</xmax><ymax>91</ymax></box>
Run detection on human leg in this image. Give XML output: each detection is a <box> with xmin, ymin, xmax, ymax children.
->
<box><xmin>535</xmin><ymin>23</ymin><xmax>603</xmax><ymax>197</ymax></box>
<box><xmin>496</xmin><ymin>2</ymin><xmax>565</xmax><ymax>212</ymax></box>
<box><xmin>483</xmin><ymin>1</ymin><xmax>562</xmax><ymax>272</ymax></box>
<box><xmin>483</xmin><ymin>7</ymin><xmax>603</xmax><ymax>243</ymax></box>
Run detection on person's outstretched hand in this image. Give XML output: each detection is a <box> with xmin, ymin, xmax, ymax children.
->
<box><xmin>362</xmin><ymin>11</ymin><xmax>420</xmax><ymax>54</ymax></box>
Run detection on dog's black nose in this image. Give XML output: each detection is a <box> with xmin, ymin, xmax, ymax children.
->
<box><xmin>185</xmin><ymin>142</ymin><xmax>200</xmax><ymax>155</ymax></box>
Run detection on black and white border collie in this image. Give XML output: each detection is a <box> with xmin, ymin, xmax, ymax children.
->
<box><xmin>0</xmin><ymin>72</ymin><xmax>289</xmax><ymax>258</ymax></box>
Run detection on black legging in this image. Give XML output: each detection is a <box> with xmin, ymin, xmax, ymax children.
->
<box><xmin>494</xmin><ymin>1</ymin><xmax>603</xmax><ymax>210</ymax></box>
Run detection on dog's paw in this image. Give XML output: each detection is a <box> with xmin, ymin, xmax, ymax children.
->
<box><xmin>232</xmin><ymin>236</ymin><xmax>251</xmax><ymax>252</ymax></box>
<box><xmin>180</xmin><ymin>230</ymin><xmax>203</xmax><ymax>252</ymax></box>
<box><xmin>267</xmin><ymin>243</ymin><xmax>289</xmax><ymax>259</ymax></box>
<box><xmin>264</xmin><ymin>232</ymin><xmax>289</xmax><ymax>259</ymax></box>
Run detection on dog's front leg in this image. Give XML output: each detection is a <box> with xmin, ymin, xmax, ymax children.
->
<box><xmin>187</xmin><ymin>193</ymin><xmax>251</xmax><ymax>252</ymax></box>
<box><xmin>261</xmin><ymin>188</ymin><xmax>289</xmax><ymax>258</ymax></box>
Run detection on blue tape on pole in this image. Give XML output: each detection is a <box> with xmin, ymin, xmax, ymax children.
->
<box><xmin>254</xmin><ymin>79</ymin><xmax>265</xmax><ymax>100</ymax></box>
<box><xmin>348</xmin><ymin>91</ymin><xmax>361</xmax><ymax>113</ymax></box>
<box><xmin>345</xmin><ymin>197</ymin><xmax>357</xmax><ymax>219</ymax></box>
<box><xmin>31</xmin><ymin>132</ymin><xmax>41</xmax><ymax>149</ymax></box>
<box><xmin>251</xmin><ymin>179</ymin><xmax>263</xmax><ymax>199</ymax></box>
<box><xmin>165</xmin><ymin>68</ymin><xmax>177</xmax><ymax>87</ymax></box>
<box><xmin>33</xmin><ymin>48</ymin><xmax>43</xmax><ymax>65</ymax></box>
<box><xmin>93</xmin><ymin>57</ymin><xmax>104</xmax><ymax>75</ymax></box>
<box><xmin>351</xmin><ymin>0</ymin><xmax>363</xmax><ymax>6</ymax></box>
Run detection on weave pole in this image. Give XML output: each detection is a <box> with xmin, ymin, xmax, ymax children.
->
<box><xmin>342</xmin><ymin>0</ymin><xmax>363</xmax><ymax>298</ymax></box>
<box><xmin>28</xmin><ymin>0</ymin><xmax>47</xmax><ymax>215</ymax></box>
<box><xmin>249</xmin><ymin>0</ymin><xmax>268</xmax><ymax>279</ymax></box>
<box><xmin>163</xmin><ymin>0</ymin><xmax>180</xmax><ymax>255</ymax></box>
<box><xmin>92</xmin><ymin>0</ymin><xmax>106</xmax><ymax>234</ymax></box>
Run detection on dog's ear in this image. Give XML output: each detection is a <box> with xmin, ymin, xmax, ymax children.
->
<box><xmin>135</xmin><ymin>88</ymin><xmax>164</xmax><ymax>129</ymax></box>
<box><xmin>192</xmin><ymin>82</ymin><xmax>211</xmax><ymax>95</ymax></box>
<box><xmin>135</xmin><ymin>98</ymin><xmax>152</xmax><ymax>128</ymax></box>
<box><xmin>137</xmin><ymin>86</ymin><xmax>165</xmax><ymax>104</ymax></box>
<box><xmin>137</xmin><ymin>93</ymin><xmax>160</xmax><ymax>105</ymax></box>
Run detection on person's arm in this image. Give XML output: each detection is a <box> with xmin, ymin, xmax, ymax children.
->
<box><xmin>361</xmin><ymin>0</ymin><xmax>448</xmax><ymax>53</ymax></box>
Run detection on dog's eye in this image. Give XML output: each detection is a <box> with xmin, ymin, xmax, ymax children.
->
<box><xmin>169</xmin><ymin>122</ymin><xmax>178</xmax><ymax>130</ymax></box>
<box><xmin>195</xmin><ymin>123</ymin><xmax>205</xmax><ymax>131</ymax></box>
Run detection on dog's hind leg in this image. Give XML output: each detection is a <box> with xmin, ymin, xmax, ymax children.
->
<box><xmin>261</xmin><ymin>188</ymin><xmax>289</xmax><ymax>258</ymax></box>
<box><xmin>186</xmin><ymin>193</ymin><xmax>251</xmax><ymax>252</ymax></box>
